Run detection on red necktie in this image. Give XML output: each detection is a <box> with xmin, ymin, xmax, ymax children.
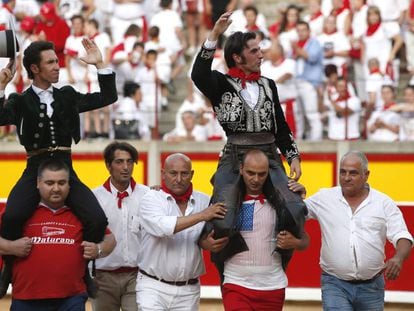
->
<box><xmin>117</xmin><ymin>191</ymin><xmax>129</xmax><ymax>209</ymax></box>
<box><xmin>244</xmin><ymin>194</ymin><xmax>266</xmax><ymax>204</ymax></box>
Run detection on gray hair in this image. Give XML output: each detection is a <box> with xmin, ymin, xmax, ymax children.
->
<box><xmin>341</xmin><ymin>150</ymin><xmax>369</xmax><ymax>171</ymax></box>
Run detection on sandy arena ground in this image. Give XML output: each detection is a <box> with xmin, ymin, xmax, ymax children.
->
<box><xmin>0</xmin><ymin>297</ymin><xmax>413</xmax><ymax>310</ymax></box>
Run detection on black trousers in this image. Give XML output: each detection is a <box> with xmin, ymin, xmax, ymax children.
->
<box><xmin>210</xmin><ymin>142</ymin><xmax>306</xmax><ymax>240</ymax></box>
<box><xmin>0</xmin><ymin>151</ymin><xmax>107</xmax><ymax>243</ymax></box>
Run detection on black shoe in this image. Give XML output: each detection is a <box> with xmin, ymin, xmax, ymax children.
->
<box><xmin>0</xmin><ymin>263</ymin><xmax>12</xmax><ymax>299</ymax></box>
<box><xmin>84</xmin><ymin>270</ymin><xmax>98</xmax><ymax>298</ymax></box>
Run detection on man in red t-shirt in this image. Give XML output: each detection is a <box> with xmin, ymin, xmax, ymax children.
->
<box><xmin>9</xmin><ymin>159</ymin><xmax>115</xmax><ymax>310</ymax></box>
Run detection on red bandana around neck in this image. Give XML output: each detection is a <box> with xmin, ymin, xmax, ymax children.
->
<box><xmin>244</xmin><ymin>194</ymin><xmax>266</xmax><ymax>204</ymax></box>
<box><xmin>228</xmin><ymin>67</ymin><xmax>260</xmax><ymax>89</ymax></box>
<box><xmin>336</xmin><ymin>90</ymin><xmax>351</xmax><ymax>103</ymax></box>
<box><xmin>366</xmin><ymin>22</ymin><xmax>380</xmax><ymax>36</ymax></box>
<box><xmin>383</xmin><ymin>102</ymin><xmax>396</xmax><ymax>110</ymax></box>
<box><xmin>331</xmin><ymin>6</ymin><xmax>347</xmax><ymax>17</ymax></box>
<box><xmin>369</xmin><ymin>68</ymin><xmax>382</xmax><ymax>75</ymax></box>
<box><xmin>161</xmin><ymin>182</ymin><xmax>193</xmax><ymax>204</ymax></box>
<box><xmin>103</xmin><ymin>176</ymin><xmax>136</xmax><ymax>209</ymax></box>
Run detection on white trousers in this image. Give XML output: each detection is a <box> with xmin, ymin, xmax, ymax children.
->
<box><xmin>136</xmin><ymin>272</ymin><xmax>200</xmax><ymax>311</ymax></box>
<box><xmin>295</xmin><ymin>79</ymin><xmax>323</xmax><ymax>140</ymax></box>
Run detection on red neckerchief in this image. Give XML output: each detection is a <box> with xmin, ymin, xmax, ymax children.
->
<box><xmin>244</xmin><ymin>194</ymin><xmax>266</xmax><ymax>204</ymax></box>
<box><xmin>383</xmin><ymin>102</ymin><xmax>396</xmax><ymax>110</ymax></box>
<box><xmin>311</xmin><ymin>11</ymin><xmax>323</xmax><ymax>21</ymax></box>
<box><xmin>335</xmin><ymin>90</ymin><xmax>351</xmax><ymax>103</ymax></box>
<box><xmin>227</xmin><ymin>67</ymin><xmax>260</xmax><ymax>89</ymax></box>
<box><xmin>161</xmin><ymin>182</ymin><xmax>193</xmax><ymax>204</ymax></box>
<box><xmin>246</xmin><ymin>24</ymin><xmax>260</xmax><ymax>31</ymax></box>
<box><xmin>331</xmin><ymin>6</ymin><xmax>347</xmax><ymax>17</ymax></box>
<box><xmin>366</xmin><ymin>22</ymin><xmax>381</xmax><ymax>36</ymax></box>
<box><xmin>369</xmin><ymin>68</ymin><xmax>382</xmax><ymax>75</ymax></box>
<box><xmin>103</xmin><ymin>177</ymin><xmax>136</xmax><ymax>208</ymax></box>
<box><xmin>297</xmin><ymin>39</ymin><xmax>308</xmax><ymax>49</ymax></box>
<box><xmin>74</xmin><ymin>32</ymin><xmax>84</xmax><ymax>37</ymax></box>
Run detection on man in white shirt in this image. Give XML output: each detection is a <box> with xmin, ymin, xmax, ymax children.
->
<box><xmin>137</xmin><ymin>153</ymin><xmax>228</xmax><ymax>310</ymax></box>
<box><xmin>289</xmin><ymin>150</ymin><xmax>413</xmax><ymax>311</ymax></box>
<box><xmin>202</xmin><ymin>149</ymin><xmax>309</xmax><ymax>311</ymax></box>
<box><xmin>92</xmin><ymin>141</ymin><xmax>149</xmax><ymax>311</ymax></box>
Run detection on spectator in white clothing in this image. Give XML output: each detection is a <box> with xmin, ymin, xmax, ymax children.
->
<box><xmin>136</xmin><ymin>153</ymin><xmax>228</xmax><ymax>310</ymax></box>
<box><xmin>367</xmin><ymin>85</ymin><xmax>401</xmax><ymax>141</ymax></box>
<box><xmin>163</xmin><ymin>110</ymin><xmax>208</xmax><ymax>142</ymax></box>
<box><xmin>92</xmin><ymin>141</ymin><xmax>149</xmax><ymax>311</ymax></box>
<box><xmin>325</xmin><ymin>77</ymin><xmax>361</xmax><ymax>140</ymax></box>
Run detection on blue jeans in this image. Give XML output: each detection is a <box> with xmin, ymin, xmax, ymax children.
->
<box><xmin>321</xmin><ymin>272</ymin><xmax>384</xmax><ymax>311</ymax></box>
<box><xmin>11</xmin><ymin>293</ymin><xmax>88</xmax><ymax>311</ymax></box>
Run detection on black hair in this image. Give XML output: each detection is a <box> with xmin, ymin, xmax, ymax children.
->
<box><xmin>23</xmin><ymin>41</ymin><xmax>55</xmax><ymax>80</ymax></box>
<box><xmin>224</xmin><ymin>31</ymin><xmax>257</xmax><ymax>68</ymax></box>
<box><xmin>103</xmin><ymin>141</ymin><xmax>139</xmax><ymax>165</ymax></box>
<box><xmin>37</xmin><ymin>158</ymin><xmax>70</xmax><ymax>178</ymax></box>
<box><xmin>123</xmin><ymin>81</ymin><xmax>140</xmax><ymax>97</ymax></box>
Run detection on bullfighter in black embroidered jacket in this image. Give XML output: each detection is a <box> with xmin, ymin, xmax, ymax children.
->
<box><xmin>191</xmin><ymin>12</ymin><xmax>307</xmax><ymax>274</ymax></box>
<box><xmin>0</xmin><ymin>39</ymin><xmax>117</xmax><ymax>297</ymax></box>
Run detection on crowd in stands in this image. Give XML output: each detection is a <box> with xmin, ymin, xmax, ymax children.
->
<box><xmin>1</xmin><ymin>0</ymin><xmax>414</xmax><ymax>142</ymax></box>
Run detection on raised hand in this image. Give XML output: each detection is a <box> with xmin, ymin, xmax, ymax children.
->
<box><xmin>80</xmin><ymin>38</ymin><xmax>104</xmax><ymax>69</ymax></box>
<box><xmin>0</xmin><ymin>60</ymin><xmax>15</xmax><ymax>90</ymax></box>
<box><xmin>201</xmin><ymin>202</ymin><xmax>227</xmax><ymax>221</ymax></box>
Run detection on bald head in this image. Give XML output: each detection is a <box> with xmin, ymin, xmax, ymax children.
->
<box><xmin>240</xmin><ymin>150</ymin><xmax>269</xmax><ymax>195</ymax></box>
<box><xmin>162</xmin><ymin>153</ymin><xmax>194</xmax><ymax>195</ymax></box>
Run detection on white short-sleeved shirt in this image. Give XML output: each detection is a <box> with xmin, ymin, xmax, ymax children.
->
<box><xmin>138</xmin><ymin>189</ymin><xmax>210</xmax><ymax>281</ymax></box>
<box><xmin>306</xmin><ymin>187</ymin><xmax>413</xmax><ymax>281</ymax></box>
<box><xmin>64</xmin><ymin>34</ymin><xmax>88</xmax><ymax>81</ymax></box>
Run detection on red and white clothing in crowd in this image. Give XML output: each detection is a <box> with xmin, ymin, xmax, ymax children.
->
<box><xmin>367</xmin><ymin>103</ymin><xmax>401</xmax><ymax>141</ymax></box>
<box><xmin>304</xmin><ymin>10</ymin><xmax>324</xmax><ymax>37</ymax></box>
<box><xmin>0</xmin><ymin>1</ymin><xmax>15</xmax><ymax>30</ymax></box>
<box><xmin>137</xmin><ymin>189</ymin><xmax>210</xmax><ymax>310</ymax></box>
<box><xmin>317</xmin><ymin>30</ymin><xmax>351</xmax><ymax>76</ymax></box>
<box><xmin>367</xmin><ymin>0</ymin><xmax>408</xmax><ymax>24</ymax></box>
<box><xmin>111</xmin><ymin>35</ymin><xmax>142</xmax><ymax>93</ymax></box>
<box><xmin>110</xmin><ymin>1</ymin><xmax>146</xmax><ymax>45</ymax></box>
<box><xmin>222</xmin><ymin>197</ymin><xmax>286</xmax><ymax>310</ymax></box>
<box><xmin>405</xmin><ymin>0</ymin><xmax>414</xmax><ymax>73</ymax></box>
<box><xmin>93</xmin><ymin>178</ymin><xmax>149</xmax><ymax>271</ymax></box>
<box><xmin>363</xmin><ymin>22</ymin><xmax>401</xmax><ymax>75</ymax></box>
<box><xmin>144</xmin><ymin>40</ymin><xmax>173</xmax><ymax>85</ymax></box>
<box><xmin>278</xmin><ymin>27</ymin><xmax>299</xmax><ymax>59</ymax></box>
<box><xmin>329</xmin><ymin>2</ymin><xmax>351</xmax><ymax>34</ymax></box>
<box><xmin>365</xmin><ymin>69</ymin><xmax>392</xmax><ymax>111</ymax></box>
<box><xmin>325</xmin><ymin>91</ymin><xmax>361</xmax><ymax>140</ymax></box>
<box><xmin>224</xmin><ymin>7</ymin><xmax>267</xmax><ymax>36</ymax></box>
<box><xmin>64</xmin><ymin>33</ymin><xmax>88</xmax><ymax>93</ymax></box>
<box><xmin>12</xmin><ymin>204</ymin><xmax>86</xmax><ymax>299</ymax></box>
<box><xmin>134</xmin><ymin>65</ymin><xmax>161</xmax><ymax>129</ymax></box>
<box><xmin>261</xmin><ymin>57</ymin><xmax>299</xmax><ymax>137</ymax></box>
<box><xmin>150</xmin><ymin>7</ymin><xmax>184</xmax><ymax>55</ymax></box>
<box><xmin>87</xmin><ymin>31</ymin><xmax>112</xmax><ymax>92</ymax></box>
<box><xmin>34</xmin><ymin>14</ymin><xmax>70</xmax><ymax>69</ymax></box>
<box><xmin>350</xmin><ymin>3</ymin><xmax>369</xmax><ymax>101</ymax></box>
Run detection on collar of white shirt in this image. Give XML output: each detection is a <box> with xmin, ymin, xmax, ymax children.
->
<box><xmin>32</xmin><ymin>84</ymin><xmax>53</xmax><ymax>96</ymax></box>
